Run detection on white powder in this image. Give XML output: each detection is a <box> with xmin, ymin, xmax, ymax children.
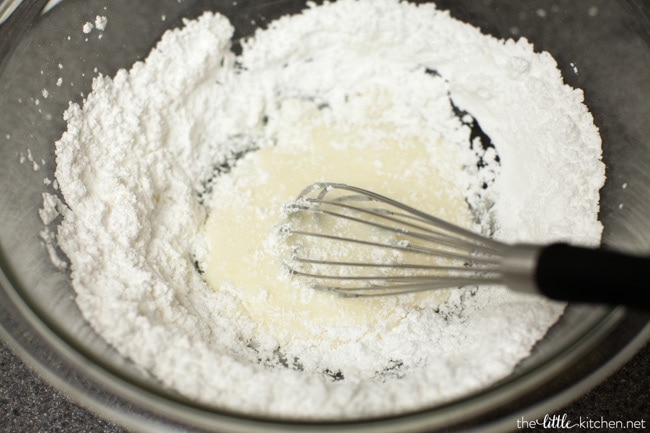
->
<box><xmin>51</xmin><ymin>0</ymin><xmax>604</xmax><ymax>419</ymax></box>
<box><xmin>94</xmin><ymin>15</ymin><xmax>108</xmax><ymax>31</ymax></box>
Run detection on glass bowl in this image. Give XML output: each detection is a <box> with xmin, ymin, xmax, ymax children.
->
<box><xmin>0</xmin><ymin>1</ymin><xmax>648</xmax><ymax>432</ymax></box>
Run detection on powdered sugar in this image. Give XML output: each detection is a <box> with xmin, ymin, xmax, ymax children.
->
<box><xmin>50</xmin><ymin>0</ymin><xmax>603</xmax><ymax>419</ymax></box>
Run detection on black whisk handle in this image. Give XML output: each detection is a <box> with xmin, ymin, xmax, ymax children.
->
<box><xmin>535</xmin><ymin>243</ymin><xmax>650</xmax><ymax>307</ymax></box>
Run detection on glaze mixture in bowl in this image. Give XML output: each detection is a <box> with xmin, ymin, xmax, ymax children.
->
<box><xmin>44</xmin><ymin>0</ymin><xmax>604</xmax><ymax>419</ymax></box>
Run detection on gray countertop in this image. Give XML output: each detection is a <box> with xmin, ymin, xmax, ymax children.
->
<box><xmin>0</xmin><ymin>339</ymin><xmax>647</xmax><ymax>433</ymax></box>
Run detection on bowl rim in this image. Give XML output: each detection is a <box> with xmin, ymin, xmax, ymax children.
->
<box><xmin>2</xmin><ymin>262</ymin><xmax>649</xmax><ymax>432</ymax></box>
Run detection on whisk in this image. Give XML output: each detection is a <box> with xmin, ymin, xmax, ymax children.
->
<box><xmin>281</xmin><ymin>182</ymin><xmax>650</xmax><ymax>306</ymax></box>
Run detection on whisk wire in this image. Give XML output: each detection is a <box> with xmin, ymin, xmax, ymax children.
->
<box><xmin>282</xmin><ymin>182</ymin><xmax>510</xmax><ymax>296</ymax></box>
<box><xmin>306</xmin><ymin>183</ymin><xmax>503</xmax><ymax>247</ymax></box>
<box><xmin>312</xmin><ymin>277</ymin><xmax>500</xmax><ymax>298</ymax></box>
<box><xmin>287</xmin><ymin>195</ymin><xmax>502</xmax><ymax>256</ymax></box>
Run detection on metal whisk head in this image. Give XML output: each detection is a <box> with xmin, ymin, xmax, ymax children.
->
<box><xmin>281</xmin><ymin>182</ymin><xmax>510</xmax><ymax>297</ymax></box>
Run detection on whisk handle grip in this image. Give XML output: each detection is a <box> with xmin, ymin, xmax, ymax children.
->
<box><xmin>535</xmin><ymin>243</ymin><xmax>650</xmax><ymax>307</ymax></box>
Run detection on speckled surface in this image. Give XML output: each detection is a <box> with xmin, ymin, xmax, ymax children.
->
<box><xmin>0</xmin><ymin>339</ymin><xmax>647</xmax><ymax>433</ymax></box>
<box><xmin>0</xmin><ymin>341</ymin><xmax>126</xmax><ymax>433</ymax></box>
